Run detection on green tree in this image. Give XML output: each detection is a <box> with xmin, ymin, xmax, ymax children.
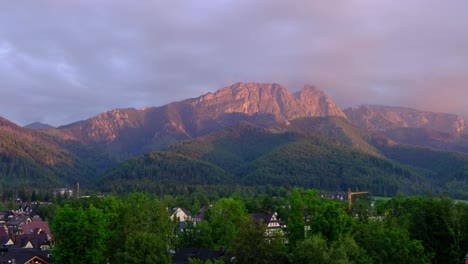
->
<box><xmin>188</xmin><ymin>258</ymin><xmax>225</xmax><ymax>264</ymax></box>
<box><xmin>204</xmin><ymin>197</ymin><xmax>248</xmax><ymax>248</ymax></box>
<box><xmin>285</xmin><ymin>188</ymin><xmax>305</xmax><ymax>247</ymax></box>
<box><xmin>291</xmin><ymin>234</ymin><xmax>367</xmax><ymax>264</ymax></box>
<box><xmin>31</xmin><ymin>190</ymin><xmax>37</xmax><ymax>202</ymax></box>
<box><xmin>307</xmin><ymin>198</ymin><xmax>355</xmax><ymax>242</ymax></box>
<box><xmin>112</xmin><ymin>193</ymin><xmax>173</xmax><ymax>264</ymax></box>
<box><xmin>355</xmin><ymin>219</ymin><xmax>430</xmax><ymax>264</ymax></box>
<box><xmin>379</xmin><ymin>195</ymin><xmax>468</xmax><ymax>263</ymax></box>
<box><xmin>223</xmin><ymin>218</ymin><xmax>288</xmax><ymax>264</ymax></box>
<box><xmin>178</xmin><ymin>221</ymin><xmax>215</xmax><ymax>249</ymax></box>
<box><xmin>51</xmin><ymin>204</ymin><xmax>107</xmax><ymax>264</ymax></box>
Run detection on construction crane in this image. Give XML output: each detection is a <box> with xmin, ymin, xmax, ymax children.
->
<box><xmin>347</xmin><ymin>188</ymin><xmax>369</xmax><ymax>210</ymax></box>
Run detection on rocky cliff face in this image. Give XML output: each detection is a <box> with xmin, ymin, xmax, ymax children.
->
<box><xmin>60</xmin><ymin>108</ymin><xmax>146</xmax><ymax>143</ymax></box>
<box><xmin>58</xmin><ymin>82</ymin><xmax>346</xmax><ymax>157</ymax></box>
<box><xmin>344</xmin><ymin>105</ymin><xmax>466</xmax><ymax>135</ymax></box>
<box><xmin>191</xmin><ymin>82</ymin><xmax>346</xmax><ymax>121</ymax></box>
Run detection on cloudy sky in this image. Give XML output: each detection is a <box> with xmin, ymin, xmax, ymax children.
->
<box><xmin>1</xmin><ymin>0</ymin><xmax>468</xmax><ymax>126</ymax></box>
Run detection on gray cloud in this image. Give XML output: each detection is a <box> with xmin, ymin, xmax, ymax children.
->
<box><xmin>1</xmin><ymin>0</ymin><xmax>468</xmax><ymax>126</ymax></box>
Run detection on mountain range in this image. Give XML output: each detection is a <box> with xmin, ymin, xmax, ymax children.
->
<box><xmin>1</xmin><ymin>82</ymin><xmax>467</xmax><ymax>198</ymax></box>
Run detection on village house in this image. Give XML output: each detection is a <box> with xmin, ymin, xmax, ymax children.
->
<box><xmin>0</xmin><ymin>247</ymin><xmax>51</xmax><ymax>264</ymax></box>
<box><xmin>0</xmin><ymin>205</ymin><xmax>52</xmax><ymax>264</ymax></box>
<box><xmin>0</xmin><ymin>211</ymin><xmax>13</xmax><ymax>223</ymax></box>
<box><xmin>251</xmin><ymin>212</ymin><xmax>286</xmax><ymax>236</ymax></box>
<box><xmin>7</xmin><ymin>215</ymin><xmax>32</xmax><ymax>235</ymax></box>
<box><xmin>171</xmin><ymin>207</ymin><xmax>192</xmax><ymax>232</ymax></box>
<box><xmin>52</xmin><ymin>188</ymin><xmax>73</xmax><ymax>197</ymax></box>
<box><xmin>192</xmin><ymin>205</ymin><xmax>212</xmax><ymax>224</ymax></box>
<box><xmin>171</xmin><ymin>207</ymin><xmax>192</xmax><ymax>222</ymax></box>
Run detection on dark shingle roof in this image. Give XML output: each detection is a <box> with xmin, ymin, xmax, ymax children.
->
<box><xmin>22</xmin><ymin>221</ymin><xmax>51</xmax><ymax>236</ymax></box>
<box><xmin>251</xmin><ymin>212</ymin><xmax>274</xmax><ymax>224</ymax></box>
<box><xmin>193</xmin><ymin>205</ymin><xmax>212</xmax><ymax>221</ymax></box>
<box><xmin>0</xmin><ymin>247</ymin><xmax>51</xmax><ymax>264</ymax></box>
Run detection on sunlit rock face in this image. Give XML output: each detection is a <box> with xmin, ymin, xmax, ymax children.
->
<box><xmin>59</xmin><ymin>82</ymin><xmax>346</xmax><ymax>153</ymax></box>
<box><xmin>193</xmin><ymin>82</ymin><xmax>347</xmax><ymax>121</ymax></box>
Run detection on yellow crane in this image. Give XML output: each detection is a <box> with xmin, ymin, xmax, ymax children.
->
<box><xmin>347</xmin><ymin>188</ymin><xmax>369</xmax><ymax>210</ymax></box>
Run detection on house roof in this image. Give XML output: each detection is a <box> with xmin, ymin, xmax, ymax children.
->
<box><xmin>0</xmin><ymin>211</ymin><xmax>13</xmax><ymax>221</ymax></box>
<box><xmin>193</xmin><ymin>205</ymin><xmax>212</xmax><ymax>220</ymax></box>
<box><xmin>13</xmin><ymin>233</ymin><xmax>49</xmax><ymax>248</ymax></box>
<box><xmin>171</xmin><ymin>207</ymin><xmax>191</xmax><ymax>217</ymax></box>
<box><xmin>0</xmin><ymin>247</ymin><xmax>51</xmax><ymax>264</ymax></box>
<box><xmin>24</xmin><ymin>255</ymin><xmax>51</xmax><ymax>264</ymax></box>
<box><xmin>251</xmin><ymin>212</ymin><xmax>275</xmax><ymax>225</ymax></box>
<box><xmin>22</xmin><ymin>221</ymin><xmax>51</xmax><ymax>236</ymax></box>
<box><xmin>0</xmin><ymin>234</ymin><xmax>11</xmax><ymax>245</ymax></box>
<box><xmin>7</xmin><ymin>215</ymin><xmax>31</xmax><ymax>226</ymax></box>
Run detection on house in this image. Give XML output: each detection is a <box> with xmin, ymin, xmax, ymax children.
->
<box><xmin>22</xmin><ymin>220</ymin><xmax>52</xmax><ymax>238</ymax></box>
<box><xmin>0</xmin><ymin>211</ymin><xmax>13</xmax><ymax>223</ymax></box>
<box><xmin>192</xmin><ymin>205</ymin><xmax>212</xmax><ymax>223</ymax></box>
<box><xmin>0</xmin><ymin>247</ymin><xmax>51</xmax><ymax>264</ymax></box>
<box><xmin>251</xmin><ymin>212</ymin><xmax>285</xmax><ymax>236</ymax></box>
<box><xmin>171</xmin><ymin>207</ymin><xmax>192</xmax><ymax>233</ymax></box>
<box><xmin>52</xmin><ymin>188</ymin><xmax>73</xmax><ymax>197</ymax></box>
<box><xmin>171</xmin><ymin>207</ymin><xmax>192</xmax><ymax>222</ymax></box>
<box><xmin>13</xmin><ymin>233</ymin><xmax>50</xmax><ymax>249</ymax></box>
<box><xmin>7</xmin><ymin>216</ymin><xmax>32</xmax><ymax>235</ymax></box>
<box><xmin>0</xmin><ymin>234</ymin><xmax>14</xmax><ymax>246</ymax></box>
<box><xmin>23</xmin><ymin>255</ymin><xmax>51</xmax><ymax>264</ymax></box>
<box><xmin>15</xmin><ymin>203</ymin><xmax>41</xmax><ymax>217</ymax></box>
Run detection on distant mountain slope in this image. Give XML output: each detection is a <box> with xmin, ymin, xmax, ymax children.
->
<box><xmin>24</xmin><ymin>122</ymin><xmax>55</xmax><ymax>129</ymax></box>
<box><xmin>383</xmin><ymin>128</ymin><xmax>468</xmax><ymax>153</ymax></box>
<box><xmin>99</xmin><ymin>122</ymin><xmax>456</xmax><ymax>197</ymax></box>
<box><xmin>344</xmin><ymin>105</ymin><xmax>466</xmax><ymax>135</ymax></box>
<box><xmin>377</xmin><ymin>144</ymin><xmax>468</xmax><ymax>198</ymax></box>
<box><xmin>58</xmin><ymin>82</ymin><xmax>346</xmax><ymax>159</ymax></box>
<box><xmin>0</xmin><ymin>117</ymin><xmax>112</xmax><ymax>189</ymax></box>
<box><xmin>274</xmin><ymin>116</ymin><xmax>383</xmax><ymax>156</ymax></box>
<box><xmin>98</xmin><ymin>152</ymin><xmax>231</xmax><ymax>193</ymax></box>
<box><xmin>345</xmin><ymin>105</ymin><xmax>468</xmax><ymax>153</ymax></box>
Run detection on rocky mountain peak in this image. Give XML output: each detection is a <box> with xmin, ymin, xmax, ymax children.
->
<box><xmin>61</xmin><ymin>108</ymin><xmax>145</xmax><ymax>143</ymax></box>
<box><xmin>294</xmin><ymin>85</ymin><xmax>347</xmax><ymax>118</ymax></box>
<box><xmin>58</xmin><ymin>82</ymin><xmax>347</xmax><ymax>155</ymax></box>
<box><xmin>193</xmin><ymin>82</ymin><xmax>346</xmax><ymax>120</ymax></box>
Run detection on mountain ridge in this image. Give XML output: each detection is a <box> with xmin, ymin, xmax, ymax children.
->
<box><xmin>24</xmin><ymin>122</ymin><xmax>55</xmax><ymax>129</ymax></box>
<box><xmin>345</xmin><ymin>105</ymin><xmax>466</xmax><ymax>135</ymax></box>
<box><xmin>1</xmin><ymin>82</ymin><xmax>467</xmax><ymax>197</ymax></box>
<box><xmin>56</xmin><ymin>82</ymin><xmax>347</xmax><ymax>159</ymax></box>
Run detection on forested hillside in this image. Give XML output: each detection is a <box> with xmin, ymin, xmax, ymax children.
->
<box><xmin>0</xmin><ymin>117</ymin><xmax>115</xmax><ymax>190</ymax></box>
<box><xmin>98</xmin><ymin>122</ymin><xmax>467</xmax><ymax>197</ymax></box>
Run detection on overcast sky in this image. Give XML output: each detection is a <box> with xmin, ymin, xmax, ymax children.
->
<box><xmin>1</xmin><ymin>0</ymin><xmax>468</xmax><ymax>126</ymax></box>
